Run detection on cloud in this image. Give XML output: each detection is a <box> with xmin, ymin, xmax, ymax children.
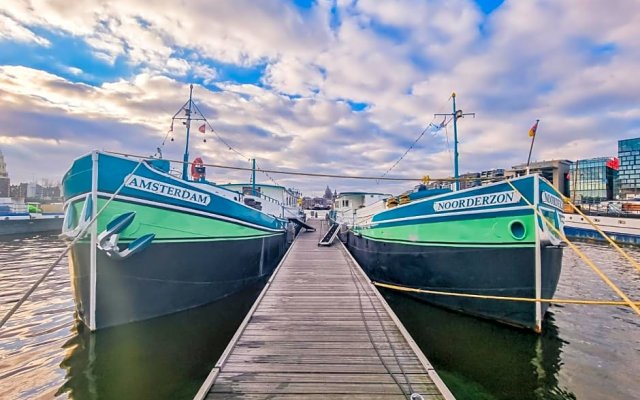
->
<box><xmin>0</xmin><ymin>0</ymin><xmax>639</xmax><ymax>197</ymax></box>
<box><xmin>0</xmin><ymin>14</ymin><xmax>50</xmax><ymax>46</ymax></box>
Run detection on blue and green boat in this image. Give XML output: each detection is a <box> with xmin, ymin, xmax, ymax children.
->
<box><xmin>334</xmin><ymin>95</ymin><xmax>565</xmax><ymax>332</ymax></box>
<box><xmin>61</xmin><ymin>86</ymin><xmax>299</xmax><ymax>330</ymax></box>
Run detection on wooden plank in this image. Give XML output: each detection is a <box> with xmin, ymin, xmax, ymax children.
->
<box><xmin>210</xmin><ymin>382</ymin><xmax>442</xmax><ymax>395</ymax></box>
<box><xmin>215</xmin><ymin>372</ymin><xmax>434</xmax><ymax>384</ymax></box>
<box><xmin>196</xmin><ymin>219</ymin><xmax>452</xmax><ymax>400</ymax></box>
<box><xmin>207</xmin><ymin>394</ymin><xmax>412</xmax><ymax>400</ymax></box>
<box><xmin>219</xmin><ymin>362</ymin><xmax>428</xmax><ymax>374</ymax></box>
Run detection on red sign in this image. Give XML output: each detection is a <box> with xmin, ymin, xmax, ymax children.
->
<box><xmin>606</xmin><ymin>157</ymin><xmax>620</xmax><ymax>170</ymax></box>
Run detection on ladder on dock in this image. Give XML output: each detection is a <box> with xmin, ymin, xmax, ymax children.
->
<box><xmin>194</xmin><ymin>219</ymin><xmax>454</xmax><ymax>400</ymax></box>
<box><xmin>318</xmin><ymin>222</ymin><xmax>341</xmax><ymax>246</ymax></box>
<box><xmin>288</xmin><ymin>217</ymin><xmax>316</xmax><ymax>232</ymax></box>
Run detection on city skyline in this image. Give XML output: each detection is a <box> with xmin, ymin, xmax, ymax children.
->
<box><xmin>1</xmin><ymin>1</ymin><xmax>639</xmax><ymax>196</ymax></box>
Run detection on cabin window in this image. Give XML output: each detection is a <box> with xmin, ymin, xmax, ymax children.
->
<box><xmin>242</xmin><ymin>186</ymin><xmax>260</xmax><ymax>196</ymax></box>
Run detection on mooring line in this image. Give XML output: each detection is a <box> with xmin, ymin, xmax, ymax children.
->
<box><xmin>505</xmin><ymin>180</ymin><xmax>640</xmax><ymax>317</ymax></box>
<box><xmin>372</xmin><ymin>281</ymin><xmax>640</xmax><ymax>306</ymax></box>
<box><xmin>549</xmin><ymin>185</ymin><xmax>640</xmax><ymax>275</ymax></box>
<box><xmin>0</xmin><ymin>159</ymin><xmax>145</xmax><ymax>330</ymax></box>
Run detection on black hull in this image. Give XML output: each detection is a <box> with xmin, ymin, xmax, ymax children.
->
<box><xmin>69</xmin><ymin>234</ymin><xmax>287</xmax><ymax>329</ymax></box>
<box><xmin>346</xmin><ymin>232</ymin><xmax>563</xmax><ymax>330</ymax></box>
<box><xmin>0</xmin><ymin>217</ymin><xmax>63</xmax><ymax>236</ymax></box>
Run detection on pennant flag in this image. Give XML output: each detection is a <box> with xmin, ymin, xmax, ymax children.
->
<box><xmin>198</xmin><ymin>124</ymin><xmax>206</xmax><ymax>133</ymax></box>
<box><xmin>528</xmin><ymin>120</ymin><xmax>539</xmax><ymax>138</ymax></box>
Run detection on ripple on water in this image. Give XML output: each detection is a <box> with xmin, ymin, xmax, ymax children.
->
<box><xmin>0</xmin><ymin>235</ymin><xmax>639</xmax><ymax>400</ymax></box>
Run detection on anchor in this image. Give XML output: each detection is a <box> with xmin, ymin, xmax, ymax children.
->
<box><xmin>97</xmin><ymin>212</ymin><xmax>155</xmax><ymax>260</ymax></box>
<box><xmin>60</xmin><ymin>194</ymin><xmax>93</xmax><ymax>240</ymax></box>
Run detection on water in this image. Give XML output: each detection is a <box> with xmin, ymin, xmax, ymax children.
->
<box><xmin>0</xmin><ymin>235</ymin><xmax>639</xmax><ymax>400</ymax></box>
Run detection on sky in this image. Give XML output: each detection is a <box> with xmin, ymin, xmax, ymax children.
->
<box><xmin>0</xmin><ymin>0</ymin><xmax>639</xmax><ymax>196</ymax></box>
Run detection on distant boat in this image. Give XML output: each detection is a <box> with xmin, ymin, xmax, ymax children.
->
<box><xmin>0</xmin><ymin>198</ymin><xmax>63</xmax><ymax>236</ymax></box>
<box><xmin>564</xmin><ymin>201</ymin><xmax>640</xmax><ymax>245</ymax></box>
<box><xmin>332</xmin><ymin>94</ymin><xmax>565</xmax><ymax>332</ymax></box>
<box><xmin>61</xmin><ymin>85</ymin><xmax>303</xmax><ymax>330</ymax></box>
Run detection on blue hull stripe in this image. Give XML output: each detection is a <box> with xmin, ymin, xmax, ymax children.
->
<box><xmin>64</xmin><ymin>192</ymin><xmax>286</xmax><ymax>233</ymax></box>
<box><xmin>564</xmin><ymin>226</ymin><xmax>640</xmax><ymax>245</ymax></box>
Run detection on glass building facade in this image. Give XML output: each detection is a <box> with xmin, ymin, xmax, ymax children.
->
<box><xmin>618</xmin><ymin>138</ymin><xmax>640</xmax><ymax>198</ymax></box>
<box><xmin>569</xmin><ymin>157</ymin><xmax>619</xmax><ymax>204</ymax></box>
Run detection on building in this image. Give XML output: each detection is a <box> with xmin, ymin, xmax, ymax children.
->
<box><xmin>0</xmin><ymin>149</ymin><xmax>9</xmax><ymax>197</ymax></box>
<box><xmin>301</xmin><ymin>196</ymin><xmax>331</xmax><ymax>209</ymax></box>
<box><xmin>569</xmin><ymin>157</ymin><xmax>619</xmax><ymax>204</ymax></box>
<box><xmin>459</xmin><ymin>172</ymin><xmax>480</xmax><ymax>190</ymax></box>
<box><xmin>480</xmin><ymin>168</ymin><xmax>505</xmax><ymax>184</ymax></box>
<box><xmin>508</xmin><ymin>160</ymin><xmax>572</xmax><ymax>196</ymax></box>
<box><xmin>618</xmin><ymin>138</ymin><xmax>640</xmax><ymax>199</ymax></box>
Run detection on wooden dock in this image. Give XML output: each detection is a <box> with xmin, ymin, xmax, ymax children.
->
<box><xmin>194</xmin><ymin>219</ymin><xmax>454</xmax><ymax>400</ymax></box>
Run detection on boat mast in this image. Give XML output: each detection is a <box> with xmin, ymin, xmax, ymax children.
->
<box><xmin>182</xmin><ymin>84</ymin><xmax>194</xmax><ymax>180</ymax></box>
<box><xmin>435</xmin><ymin>92</ymin><xmax>474</xmax><ymax>191</ymax></box>
<box><xmin>251</xmin><ymin>158</ymin><xmax>257</xmax><ymax>196</ymax></box>
<box><xmin>452</xmin><ymin>93</ymin><xmax>460</xmax><ymax>191</ymax></box>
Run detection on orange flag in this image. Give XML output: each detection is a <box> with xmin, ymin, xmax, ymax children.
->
<box><xmin>528</xmin><ymin>120</ymin><xmax>539</xmax><ymax>138</ymax></box>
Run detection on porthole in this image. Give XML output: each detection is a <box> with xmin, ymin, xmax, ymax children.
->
<box><xmin>509</xmin><ymin>220</ymin><xmax>527</xmax><ymax>240</ymax></box>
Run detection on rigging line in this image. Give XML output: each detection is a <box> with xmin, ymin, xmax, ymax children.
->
<box><xmin>380</xmin><ymin>94</ymin><xmax>454</xmax><ymax>179</ymax></box>
<box><xmin>191</xmin><ymin>101</ymin><xmax>251</xmax><ymax>161</ymax></box>
<box><xmin>190</xmin><ymin>101</ymin><xmax>282</xmax><ymax>187</ymax></box>
<box><xmin>380</xmin><ymin>124</ymin><xmax>433</xmax><ymax>179</ymax></box>
<box><xmin>106</xmin><ymin>150</ymin><xmax>502</xmax><ymax>182</ymax></box>
<box><xmin>444</xmin><ymin>124</ymin><xmax>452</xmax><ymax>168</ymax></box>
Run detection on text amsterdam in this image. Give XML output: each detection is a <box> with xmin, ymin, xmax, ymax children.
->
<box><xmin>434</xmin><ymin>190</ymin><xmax>520</xmax><ymax>212</ymax></box>
<box><xmin>125</xmin><ymin>175</ymin><xmax>211</xmax><ymax>206</ymax></box>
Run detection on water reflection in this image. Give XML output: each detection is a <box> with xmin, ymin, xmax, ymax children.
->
<box><xmin>1</xmin><ymin>235</ymin><xmax>639</xmax><ymax>400</ymax></box>
<box><xmin>56</xmin><ymin>284</ymin><xmax>262</xmax><ymax>400</ymax></box>
<box><xmin>382</xmin><ymin>290</ymin><xmax>576</xmax><ymax>400</ymax></box>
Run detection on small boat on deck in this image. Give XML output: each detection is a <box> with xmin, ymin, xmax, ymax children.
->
<box><xmin>61</xmin><ymin>85</ymin><xmax>302</xmax><ymax>330</ymax></box>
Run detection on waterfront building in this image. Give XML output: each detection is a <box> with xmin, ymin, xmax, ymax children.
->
<box><xmin>508</xmin><ymin>160</ymin><xmax>571</xmax><ymax>196</ymax></box>
<box><xmin>618</xmin><ymin>138</ymin><xmax>640</xmax><ymax>199</ymax></box>
<box><xmin>459</xmin><ymin>172</ymin><xmax>480</xmax><ymax>190</ymax></box>
<box><xmin>458</xmin><ymin>169</ymin><xmax>505</xmax><ymax>190</ymax></box>
<box><xmin>569</xmin><ymin>157</ymin><xmax>619</xmax><ymax>204</ymax></box>
<box><xmin>0</xmin><ymin>149</ymin><xmax>9</xmax><ymax>197</ymax></box>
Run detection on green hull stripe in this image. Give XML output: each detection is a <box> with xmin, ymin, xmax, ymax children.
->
<box><xmin>355</xmin><ymin>234</ymin><xmax>535</xmax><ymax>248</ymax></box>
<box><xmin>71</xmin><ymin>198</ymin><xmax>281</xmax><ymax>241</ymax></box>
<box><xmin>354</xmin><ymin>214</ymin><xmax>536</xmax><ymax>248</ymax></box>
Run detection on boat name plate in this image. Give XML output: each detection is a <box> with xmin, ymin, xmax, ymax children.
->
<box><xmin>125</xmin><ymin>175</ymin><xmax>211</xmax><ymax>206</ymax></box>
<box><xmin>433</xmin><ymin>190</ymin><xmax>520</xmax><ymax>212</ymax></box>
<box><xmin>541</xmin><ymin>191</ymin><xmax>563</xmax><ymax>210</ymax></box>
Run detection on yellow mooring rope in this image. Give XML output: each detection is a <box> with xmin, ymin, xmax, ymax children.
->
<box><xmin>372</xmin><ymin>282</ymin><xmax>640</xmax><ymax>306</ymax></box>
<box><xmin>504</xmin><ymin>179</ymin><xmax>640</xmax><ymax>317</ymax></box>
<box><xmin>549</xmin><ymin>185</ymin><xmax>640</xmax><ymax>275</ymax></box>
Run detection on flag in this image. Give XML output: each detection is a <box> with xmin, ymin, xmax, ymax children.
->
<box><xmin>198</xmin><ymin>124</ymin><xmax>206</xmax><ymax>133</ymax></box>
<box><xmin>528</xmin><ymin>120</ymin><xmax>539</xmax><ymax>138</ymax></box>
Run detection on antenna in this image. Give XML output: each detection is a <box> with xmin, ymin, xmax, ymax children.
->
<box><xmin>434</xmin><ymin>92</ymin><xmax>475</xmax><ymax>191</ymax></box>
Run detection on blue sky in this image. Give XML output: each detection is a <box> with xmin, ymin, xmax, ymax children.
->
<box><xmin>0</xmin><ymin>0</ymin><xmax>638</xmax><ymax>195</ymax></box>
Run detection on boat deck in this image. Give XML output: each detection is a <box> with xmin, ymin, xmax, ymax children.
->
<box><xmin>194</xmin><ymin>219</ymin><xmax>454</xmax><ymax>399</ymax></box>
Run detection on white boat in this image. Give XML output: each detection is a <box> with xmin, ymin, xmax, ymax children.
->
<box><xmin>0</xmin><ymin>198</ymin><xmax>64</xmax><ymax>235</ymax></box>
<box><xmin>563</xmin><ymin>201</ymin><xmax>640</xmax><ymax>245</ymax></box>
